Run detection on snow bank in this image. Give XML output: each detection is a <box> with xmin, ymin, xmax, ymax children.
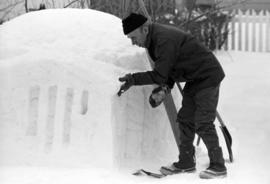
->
<box><xmin>0</xmin><ymin>9</ymin><xmax>177</xmax><ymax>169</ymax></box>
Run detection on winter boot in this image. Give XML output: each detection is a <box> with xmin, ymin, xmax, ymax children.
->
<box><xmin>160</xmin><ymin>145</ymin><xmax>196</xmax><ymax>175</ymax></box>
<box><xmin>200</xmin><ymin>147</ymin><xmax>227</xmax><ymax>179</ymax></box>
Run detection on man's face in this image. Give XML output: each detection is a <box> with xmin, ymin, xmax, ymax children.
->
<box><xmin>127</xmin><ymin>26</ymin><xmax>148</xmax><ymax>48</ymax></box>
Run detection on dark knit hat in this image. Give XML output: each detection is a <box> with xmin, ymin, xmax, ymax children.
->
<box><xmin>122</xmin><ymin>13</ymin><xmax>148</xmax><ymax>35</ymax></box>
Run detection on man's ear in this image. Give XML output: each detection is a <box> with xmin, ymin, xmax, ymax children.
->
<box><xmin>142</xmin><ymin>25</ymin><xmax>149</xmax><ymax>35</ymax></box>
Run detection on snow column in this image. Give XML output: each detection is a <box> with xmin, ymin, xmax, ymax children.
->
<box><xmin>111</xmin><ymin>86</ymin><xmax>178</xmax><ymax>169</ymax></box>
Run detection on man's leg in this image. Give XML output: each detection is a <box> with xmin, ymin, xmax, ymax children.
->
<box><xmin>178</xmin><ymin>92</ymin><xmax>196</xmax><ymax>147</ymax></box>
<box><xmin>173</xmin><ymin>91</ymin><xmax>196</xmax><ymax>170</ymax></box>
<box><xmin>193</xmin><ymin>85</ymin><xmax>227</xmax><ymax>178</ymax></box>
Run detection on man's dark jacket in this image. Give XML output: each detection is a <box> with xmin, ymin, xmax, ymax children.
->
<box><xmin>132</xmin><ymin>23</ymin><xmax>225</xmax><ymax>92</ymax></box>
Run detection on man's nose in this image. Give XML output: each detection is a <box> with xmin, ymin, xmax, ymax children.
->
<box><xmin>131</xmin><ymin>39</ymin><xmax>137</xmax><ymax>45</ymax></box>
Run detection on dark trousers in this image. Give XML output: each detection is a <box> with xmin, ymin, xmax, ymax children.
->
<box><xmin>177</xmin><ymin>84</ymin><xmax>221</xmax><ymax>150</ymax></box>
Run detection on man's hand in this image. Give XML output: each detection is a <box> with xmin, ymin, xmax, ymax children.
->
<box><xmin>117</xmin><ymin>73</ymin><xmax>135</xmax><ymax>96</ymax></box>
<box><xmin>149</xmin><ymin>85</ymin><xmax>170</xmax><ymax>108</ymax></box>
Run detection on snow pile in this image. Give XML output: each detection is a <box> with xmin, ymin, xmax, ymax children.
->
<box><xmin>0</xmin><ymin>9</ymin><xmax>177</xmax><ymax>169</ymax></box>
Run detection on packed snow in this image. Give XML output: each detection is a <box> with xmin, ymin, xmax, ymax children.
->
<box><xmin>0</xmin><ymin>8</ymin><xmax>269</xmax><ymax>184</ymax></box>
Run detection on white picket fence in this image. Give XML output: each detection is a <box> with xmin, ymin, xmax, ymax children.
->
<box><xmin>224</xmin><ymin>9</ymin><xmax>270</xmax><ymax>52</ymax></box>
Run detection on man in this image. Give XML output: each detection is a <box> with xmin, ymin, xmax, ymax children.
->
<box><xmin>118</xmin><ymin>13</ymin><xmax>227</xmax><ymax>179</ymax></box>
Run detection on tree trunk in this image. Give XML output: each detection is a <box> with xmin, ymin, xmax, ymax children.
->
<box><xmin>25</xmin><ymin>0</ymin><xmax>28</xmax><ymax>13</ymax></box>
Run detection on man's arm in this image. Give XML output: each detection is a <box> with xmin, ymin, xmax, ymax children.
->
<box><xmin>132</xmin><ymin>38</ymin><xmax>177</xmax><ymax>86</ymax></box>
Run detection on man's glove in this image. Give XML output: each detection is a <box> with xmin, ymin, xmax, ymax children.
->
<box><xmin>149</xmin><ymin>85</ymin><xmax>170</xmax><ymax>108</ymax></box>
<box><xmin>117</xmin><ymin>73</ymin><xmax>135</xmax><ymax>96</ymax></box>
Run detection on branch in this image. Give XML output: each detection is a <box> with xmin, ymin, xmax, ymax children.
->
<box><xmin>51</xmin><ymin>0</ymin><xmax>56</xmax><ymax>8</ymax></box>
<box><xmin>25</xmin><ymin>0</ymin><xmax>28</xmax><ymax>13</ymax></box>
<box><xmin>185</xmin><ymin>0</ymin><xmax>197</xmax><ymax>31</ymax></box>
<box><xmin>138</xmin><ymin>0</ymin><xmax>151</xmax><ymax>21</ymax></box>
<box><xmin>1</xmin><ymin>0</ymin><xmax>24</xmax><ymax>20</ymax></box>
<box><xmin>86</xmin><ymin>0</ymin><xmax>91</xmax><ymax>8</ymax></box>
<box><xmin>180</xmin><ymin>0</ymin><xmax>246</xmax><ymax>27</ymax></box>
<box><xmin>0</xmin><ymin>0</ymin><xmax>24</xmax><ymax>12</ymax></box>
<box><xmin>64</xmin><ymin>0</ymin><xmax>80</xmax><ymax>8</ymax></box>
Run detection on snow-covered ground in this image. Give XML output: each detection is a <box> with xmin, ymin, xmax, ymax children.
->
<box><xmin>0</xmin><ymin>9</ymin><xmax>269</xmax><ymax>184</ymax></box>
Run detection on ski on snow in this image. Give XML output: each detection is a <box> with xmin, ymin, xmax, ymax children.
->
<box><xmin>133</xmin><ymin>169</ymin><xmax>165</xmax><ymax>178</ymax></box>
<box><xmin>133</xmin><ymin>165</ymin><xmax>196</xmax><ymax>179</ymax></box>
